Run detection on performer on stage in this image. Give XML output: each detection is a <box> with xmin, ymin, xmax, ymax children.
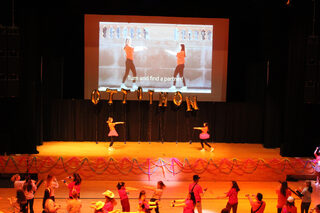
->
<box><xmin>121</xmin><ymin>37</ymin><xmax>147</xmax><ymax>90</ymax></box>
<box><xmin>106</xmin><ymin>117</ymin><xmax>124</xmax><ymax>151</ymax></box>
<box><xmin>193</xmin><ymin>122</ymin><xmax>214</xmax><ymax>152</ymax></box>
<box><xmin>314</xmin><ymin>146</ymin><xmax>320</xmax><ymax>185</ymax></box>
<box><xmin>167</xmin><ymin>44</ymin><xmax>187</xmax><ymax>91</ymax></box>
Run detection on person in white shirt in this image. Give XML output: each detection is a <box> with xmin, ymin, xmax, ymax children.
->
<box><xmin>23</xmin><ymin>176</ymin><xmax>37</xmax><ymax>213</ymax></box>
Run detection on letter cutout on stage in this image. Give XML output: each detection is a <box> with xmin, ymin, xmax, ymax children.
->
<box><xmin>186</xmin><ymin>96</ymin><xmax>199</xmax><ymax>111</ymax></box>
<box><xmin>121</xmin><ymin>88</ymin><xmax>130</xmax><ymax>104</ymax></box>
<box><xmin>158</xmin><ymin>92</ymin><xmax>168</xmax><ymax>107</ymax></box>
<box><xmin>91</xmin><ymin>89</ymin><xmax>101</xmax><ymax>105</ymax></box>
<box><xmin>148</xmin><ymin>90</ymin><xmax>154</xmax><ymax>105</ymax></box>
<box><xmin>106</xmin><ymin>88</ymin><xmax>118</xmax><ymax>105</ymax></box>
<box><xmin>173</xmin><ymin>91</ymin><xmax>183</xmax><ymax>107</ymax></box>
<box><xmin>136</xmin><ymin>86</ymin><xmax>143</xmax><ymax>101</ymax></box>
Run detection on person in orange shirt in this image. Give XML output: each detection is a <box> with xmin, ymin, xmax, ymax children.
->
<box><xmin>106</xmin><ymin>117</ymin><xmax>124</xmax><ymax>150</ymax></box>
<box><xmin>167</xmin><ymin>44</ymin><xmax>187</xmax><ymax>91</ymax></box>
<box><xmin>193</xmin><ymin>122</ymin><xmax>214</xmax><ymax>152</ymax></box>
<box><xmin>121</xmin><ymin>37</ymin><xmax>146</xmax><ymax>90</ymax></box>
<box><xmin>276</xmin><ymin>181</ymin><xmax>291</xmax><ymax>213</ymax></box>
<box><xmin>246</xmin><ymin>193</ymin><xmax>266</xmax><ymax>213</ymax></box>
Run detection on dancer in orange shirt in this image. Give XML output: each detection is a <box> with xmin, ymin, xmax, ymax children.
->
<box><xmin>121</xmin><ymin>37</ymin><xmax>146</xmax><ymax>90</ymax></box>
<box><xmin>167</xmin><ymin>44</ymin><xmax>187</xmax><ymax>91</ymax></box>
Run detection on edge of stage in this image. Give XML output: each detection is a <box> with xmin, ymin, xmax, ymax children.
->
<box><xmin>0</xmin><ymin>142</ymin><xmax>316</xmax><ymax>182</ymax></box>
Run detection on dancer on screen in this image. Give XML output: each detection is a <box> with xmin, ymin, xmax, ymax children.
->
<box><xmin>193</xmin><ymin>122</ymin><xmax>214</xmax><ymax>152</ymax></box>
<box><xmin>121</xmin><ymin>37</ymin><xmax>147</xmax><ymax>90</ymax></box>
<box><xmin>167</xmin><ymin>44</ymin><xmax>187</xmax><ymax>91</ymax></box>
<box><xmin>106</xmin><ymin>117</ymin><xmax>124</xmax><ymax>151</ymax></box>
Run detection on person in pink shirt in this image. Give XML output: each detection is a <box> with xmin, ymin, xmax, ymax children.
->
<box><xmin>276</xmin><ymin>181</ymin><xmax>291</xmax><ymax>213</ymax></box>
<box><xmin>314</xmin><ymin>146</ymin><xmax>320</xmax><ymax>185</ymax></box>
<box><xmin>189</xmin><ymin>175</ymin><xmax>206</xmax><ymax>213</ymax></box>
<box><xmin>170</xmin><ymin>192</ymin><xmax>196</xmax><ymax>213</ymax></box>
<box><xmin>281</xmin><ymin>196</ymin><xmax>297</xmax><ymax>213</ymax></box>
<box><xmin>116</xmin><ymin>182</ymin><xmax>137</xmax><ymax>212</ymax></box>
<box><xmin>63</xmin><ymin>173</ymin><xmax>82</xmax><ymax>199</ymax></box>
<box><xmin>102</xmin><ymin>190</ymin><xmax>117</xmax><ymax>213</ymax></box>
<box><xmin>246</xmin><ymin>193</ymin><xmax>266</xmax><ymax>213</ymax></box>
<box><xmin>216</xmin><ymin>181</ymin><xmax>240</xmax><ymax>213</ymax></box>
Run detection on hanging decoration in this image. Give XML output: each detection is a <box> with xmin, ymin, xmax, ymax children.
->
<box><xmin>186</xmin><ymin>96</ymin><xmax>199</xmax><ymax>111</ymax></box>
<box><xmin>173</xmin><ymin>91</ymin><xmax>183</xmax><ymax>107</ymax></box>
<box><xmin>148</xmin><ymin>90</ymin><xmax>154</xmax><ymax>105</ymax></box>
<box><xmin>136</xmin><ymin>87</ymin><xmax>143</xmax><ymax>101</ymax></box>
<box><xmin>91</xmin><ymin>89</ymin><xmax>101</xmax><ymax>105</ymax></box>
<box><xmin>158</xmin><ymin>92</ymin><xmax>168</xmax><ymax>107</ymax></box>
<box><xmin>121</xmin><ymin>89</ymin><xmax>130</xmax><ymax>104</ymax></box>
<box><xmin>106</xmin><ymin>88</ymin><xmax>118</xmax><ymax>105</ymax></box>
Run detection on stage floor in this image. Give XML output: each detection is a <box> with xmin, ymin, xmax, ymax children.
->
<box><xmin>36</xmin><ymin>141</ymin><xmax>282</xmax><ymax>159</ymax></box>
<box><xmin>0</xmin><ymin>142</ymin><xmax>314</xmax><ymax>182</ymax></box>
<box><xmin>0</xmin><ymin>180</ymin><xmax>320</xmax><ymax>213</ymax></box>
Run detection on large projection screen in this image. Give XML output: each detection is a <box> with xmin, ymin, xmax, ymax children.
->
<box><xmin>85</xmin><ymin>15</ymin><xmax>229</xmax><ymax>101</ymax></box>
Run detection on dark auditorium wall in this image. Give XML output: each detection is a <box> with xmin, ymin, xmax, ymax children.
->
<box><xmin>0</xmin><ymin>1</ymin><xmax>319</xmax><ymax>156</ymax></box>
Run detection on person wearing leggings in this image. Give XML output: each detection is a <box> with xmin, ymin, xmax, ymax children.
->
<box><xmin>193</xmin><ymin>122</ymin><xmax>214</xmax><ymax>152</ymax></box>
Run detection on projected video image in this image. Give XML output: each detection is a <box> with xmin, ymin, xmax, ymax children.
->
<box><xmin>98</xmin><ymin>22</ymin><xmax>213</xmax><ymax>93</ymax></box>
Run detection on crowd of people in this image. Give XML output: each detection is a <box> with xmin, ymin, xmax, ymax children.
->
<box><xmin>7</xmin><ymin>173</ymin><xmax>320</xmax><ymax>213</ymax></box>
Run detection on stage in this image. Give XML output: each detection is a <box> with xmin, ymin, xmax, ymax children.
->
<box><xmin>0</xmin><ymin>142</ymin><xmax>319</xmax><ymax>212</ymax></box>
<box><xmin>0</xmin><ymin>142</ymin><xmax>316</xmax><ymax>181</ymax></box>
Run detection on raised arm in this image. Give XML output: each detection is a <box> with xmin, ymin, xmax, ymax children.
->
<box><xmin>125</xmin><ymin>186</ymin><xmax>138</xmax><ymax>191</ymax></box>
<box><xmin>143</xmin><ymin>185</ymin><xmax>156</xmax><ymax>191</ymax></box>
<box><xmin>245</xmin><ymin>194</ymin><xmax>255</xmax><ymax>207</ymax></box>
<box><xmin>193</xmin><ymin>127</ymin><xmax>203</xmax><ymax>130</ymax></box>
<box><xmin>165</xmin><ymin>50</ymin><xmax>177</xmax><ymax>56</ymax></box>
<box><xmin>114</xmin><ymin>122</ymin><xmax>125</xmax><ymax>125</ymax></box>
<box><xmin>134</xmin><ymin>46</ymin><xmax>147</xmax><ymax>52</ymax></box>
<box><xmin>314</xmin><ymin>147</ymin><xmax>319</xmax><ymax>157</ymax></box>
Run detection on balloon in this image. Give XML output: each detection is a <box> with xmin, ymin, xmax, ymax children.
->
<box><xmin>148</xmin><ymin>90</ymin><xmax>154</xmax><ymax>105</ymax></box>
<box><xmin>186</xmin><ymin>96</ymin><xmax>199</xmax><ymax>111</ymax></box>
<box><xmin>173</xmin><ymin>91</ymin><xmax>183</xmax><ymax>106</ymax></box>
<box><xmin>91</xmin><ymin>89</ymin><xmax>101</xmax><ymax>105</ymax></box>
<box><xmin>121</xmin><ymin>89</ymin><xmax>130</xmax><ymax>104</ymax></box>
<box><xmin>158</xmin><ymin>92</ymin><xmax>168</xmax><ymax>107</ymax></box>
<box><xmin>136</xmin><ymin>86</ymin><xmax>143</xmax><ymax>101</ymax></box>
<box><xmin>106</xmin><ymin>88</ymin><xmax>118</xmax><ymax>105</ymax></box>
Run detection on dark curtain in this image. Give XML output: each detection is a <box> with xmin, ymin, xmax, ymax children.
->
<box><xmin>43</xmin><ymin>100</ymin><xmax>264</xmax><ymax>143</ymax></box>
<box><xmin>280</xmin><ymin>2</ymin><xmax>312</xmax><ymax>156</ymax></box>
